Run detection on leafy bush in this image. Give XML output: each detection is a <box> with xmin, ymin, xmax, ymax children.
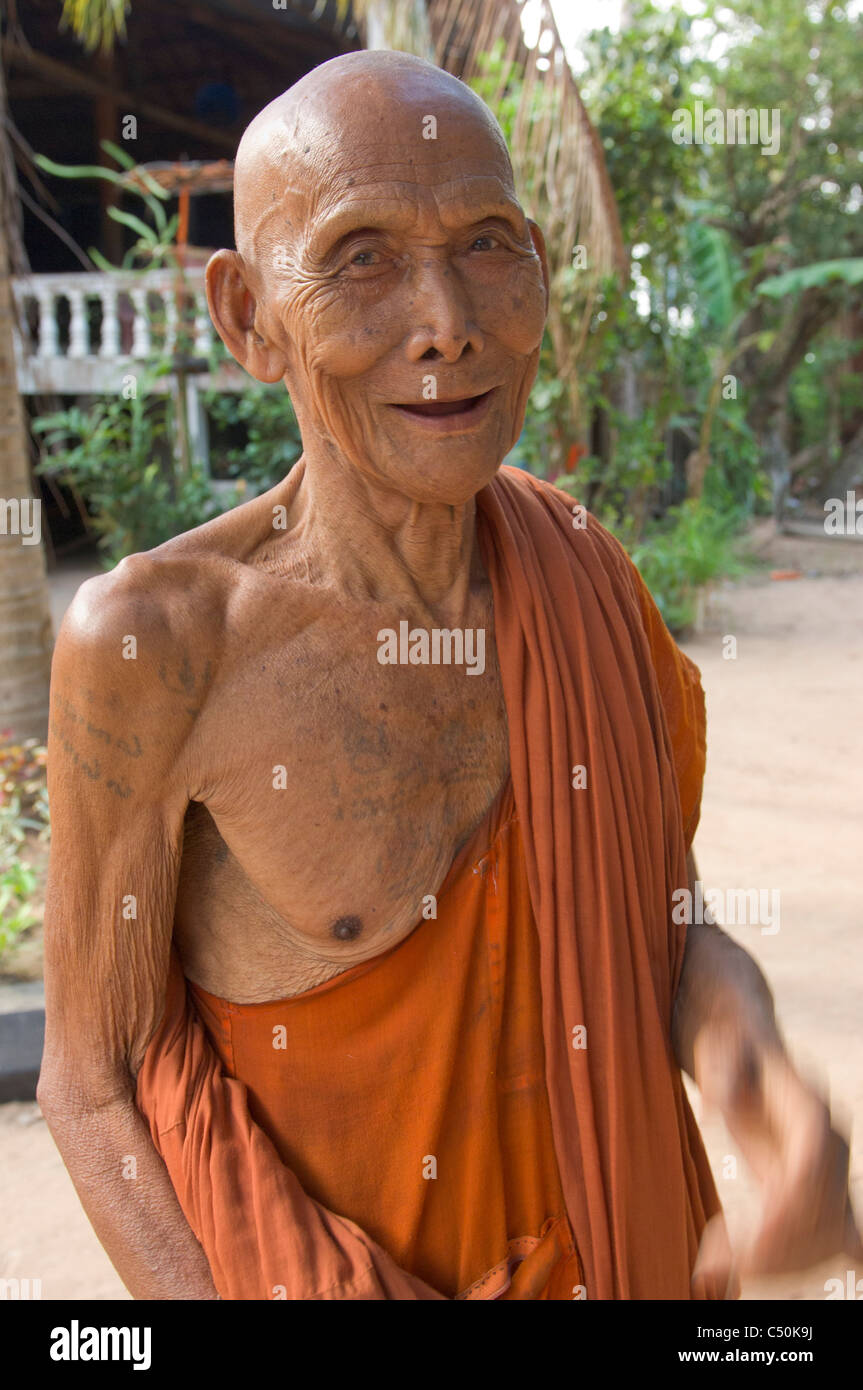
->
<box><xmin>702</xmin><ymin>397</ymin><xmax>769</xmax><ymax>516</ymax></box>
<box><xmin>33</xmin><ymin>367</ymin><xmax>239</xmax><ymax>567</ymax></box>
<box><xmin>553</xmin><ymin>480</ymin><xmax>744</xmax><ymax>632</ymax></box>
<box><xmin>0</xmin><ymin>861</ymin><xmax>38</xmax><ymax>959</ymax></box>
<box><xmin>205</xmin><ymin>382</ymin><xmax>303</xmax><ymax>494</ymax></box>
<box><xmin>32</xmin><ymin>142</ymin><xmax>244</xmax><ymax>564</ymax></box>
<box><xmin>628</xmin><ymin>500</ymin><xmax>745</xmax><ymax>633</ymax></box>
<box><xmin>0</xmin><ymin>736</ymin><xmax>49</xmax><ymax>961</ymax></box>
<box><xmin>0</xmin><ymin>736</ymin><xmax>49</xmax><ymax>847</ymax></box>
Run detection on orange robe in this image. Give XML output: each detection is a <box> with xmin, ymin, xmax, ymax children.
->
<box><xmin>136</xmin><ymin>465</ymin><xmax>724</xmax><ymax>1300</ymax></box>
<box><xmin>188</xmin><ymin>777</ymin><xmax>582</xmax><ymax>1300</ymax></box>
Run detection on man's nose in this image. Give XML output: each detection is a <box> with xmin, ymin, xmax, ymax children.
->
<box><xmin>404</xmin><ymin>257</ymin><xmax>485</xmax><ymax>363</ymax></box>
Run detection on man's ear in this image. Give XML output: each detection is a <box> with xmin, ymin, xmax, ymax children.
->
<box><xmin>526</xmin><ymin>219</ymin><xmax>550</xmax><ymax>313</ymax></box>
<box><xmin>205</xmin><ymin>249</ymin><xmax>288</xmax><ymax>384</ymax></box>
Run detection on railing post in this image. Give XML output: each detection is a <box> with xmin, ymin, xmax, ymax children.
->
<box><xmin>193</xmin><ymin>291</ymin><xmax>212</xmax><ymax>355</ymax></box>
<box><xmin>10</xmin><ymin>285</ymin><xmax>31</xmax><ymax>361</ymax></box>
<box><xmin>130</xmin><ymin>287</ymin><xmax>151</xmax><ymax>357</ymax></box>
<box><xmin>34</xmin><ymin>287</ymin><xmax>58</xmax><ymax>359</ymax></box>
<box><xmin>68</xmin><ymin>289</ymin><xmax>88</xmax><ymax>358</ymax></box>
<box><xmin>164</xmin><ymin>287</ymin><xmax>178</xmax><ymax>356</ymax></box>
<box><xmin>99</xmin><ymin>285</ymin><xmax>120</xmax><ymax>359</ymax></box>
<box><xmin>186</xmin><ymin>378</ymin><xmax>210</xmax><ymax>471</ymax></box>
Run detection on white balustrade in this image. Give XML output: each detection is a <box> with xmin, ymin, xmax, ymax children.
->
<box><xmin>9</xmin><ymin>268</ymin><xmax>235</xmax><ymax>394</ymax></box>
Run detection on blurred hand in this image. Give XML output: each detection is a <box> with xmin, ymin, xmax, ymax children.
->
<box><xmin>691</xmin><ymin>1019</ymin><xmax>863</xmax><ymax>1295</ymax></box>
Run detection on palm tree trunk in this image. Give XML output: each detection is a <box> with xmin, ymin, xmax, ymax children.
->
<box><xmin>0</xmin><ymin>55</ymin><xmax>53</xmax><ymax>742</ymax></box>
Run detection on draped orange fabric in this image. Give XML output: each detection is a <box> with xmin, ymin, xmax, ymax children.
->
<box><xmin>186</xmin><ymin>777</ymin><xmax>583</xmax><ymax>1300</ymax></box>
<box><xmin>135</xmin><ymin>465</ymin><xmax>725</xmax><ymax>1300</ymax></box>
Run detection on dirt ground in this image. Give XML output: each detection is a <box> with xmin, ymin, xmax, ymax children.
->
<box><xmin>1</xmin><ymin>525</ymin><xmax>861</xmax><ymax>1301</ymax></box>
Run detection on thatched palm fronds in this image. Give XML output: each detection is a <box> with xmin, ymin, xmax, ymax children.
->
<box><xmin>59</xmin><ymin>0</ymin><xmax>129</xmax><ymax>55</ymax></box>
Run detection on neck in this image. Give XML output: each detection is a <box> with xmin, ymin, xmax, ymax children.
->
<box><xmin>275</xmin><ymin>443</ymin><xmax>488</xmax><ymax>619</ymax></box>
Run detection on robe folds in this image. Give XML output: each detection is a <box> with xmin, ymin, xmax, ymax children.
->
<box><xmin>136</xmin><ymin>464</ymin><xmax>725</xmax><ymax>1300</ymax></box>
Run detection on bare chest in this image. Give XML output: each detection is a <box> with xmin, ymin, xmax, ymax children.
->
<box><xmin>173</xmin><ymin>587</ymin><xmax>509</xmax><ymax>999</ymax></box>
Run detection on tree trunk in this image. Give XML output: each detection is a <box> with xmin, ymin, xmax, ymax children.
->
<box><xmin>0</xmin><ymin>56</ymin><xmax>53</xmax><ymax>742</ymax></box>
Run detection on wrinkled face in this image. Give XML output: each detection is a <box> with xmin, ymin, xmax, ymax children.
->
<box><xmin>239</xmin><ymin>81</ymin><xmax>548</xmax><ymax>505</ymax></box>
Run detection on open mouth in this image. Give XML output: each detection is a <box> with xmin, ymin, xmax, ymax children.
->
<box><xmin>390</xmin><ymin>387</ymin><xmax>495</xmax><ymax>422</ymax></box>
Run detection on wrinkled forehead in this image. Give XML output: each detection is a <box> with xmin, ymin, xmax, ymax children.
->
<box><xmin>233</xmin><ymin>81</ymin><xmax>517</xmax><ymax>274</ymax></box>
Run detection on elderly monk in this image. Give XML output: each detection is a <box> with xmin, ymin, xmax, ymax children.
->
<box><xmin>38</xmin><ymin>51</ymin><xmax>860</xmax><ymax>1301</ymax></box>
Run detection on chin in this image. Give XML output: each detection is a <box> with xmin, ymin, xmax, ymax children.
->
<box><xmin>367</xmin><ymin>418</ymin><xmax>513</xmax><ymax>505</ymax></box>
<box><xmin>392</xmin><ymin>451</ymin><xmax>505</xmax><ymax>507</ymax></box>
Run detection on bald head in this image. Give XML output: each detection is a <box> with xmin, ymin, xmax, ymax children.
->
<box><xmin>232</xmin><ymin>50</ymin><xmax>515</xmax><ymax>273</ymax></box>
<box><xmin>206</xmin><ymin>46</ymin><xmax>548</xmax><ymax>504</ymax></box>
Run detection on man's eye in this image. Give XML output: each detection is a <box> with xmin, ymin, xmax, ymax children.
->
<box><xmin>470</xmin><ymin>235</ymin><xmax>500</xmax><ymax>252</ymax></box>
<box><xmin>350</xmin><ymin>250</ymin><xmax>379</xmax><ymax>266</ymax></box>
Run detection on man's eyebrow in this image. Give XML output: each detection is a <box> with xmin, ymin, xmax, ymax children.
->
<box><xmin>304</xmin><ymin>193</ymin><xmax>528</xmax><ymax>260</ymax></box>
<box><xmin>304</xmin><ymin>202</ymin><xmax>414</xmax><ymax>258</ymax></box>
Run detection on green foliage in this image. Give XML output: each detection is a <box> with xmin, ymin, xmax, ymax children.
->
<box><xmin>552</xmin><ymin>474</ymin><xmax>745</xmax><ymax>631</ymax></box>
<box><xmin>566</xmin><ymin>0</ymin><xmax>862</xmax><ymax>532</ymax></box>
<box><xmin>0</xmin><ymin>861</ymin><xmax>38</xmax><ymax>959</ymax></box>
<box><xmin>0</xmin><ymin>737</ymin><xmax>49</xmax><ymax>962</ymax></box>
<box><xmin>32</xmin><ymin>143</ymin><xmax>300</xmax><ymax>559</ymax></box>
<box><xmin>578</xmin><ymin>0</ymin><xmax>700</xmax><ymax>259</ymax></box>
<box><xmin>0</xmin><ymin>738</ymin><xmax>49</xmax><ymax>848</ymax></box>
<box><xmin>468</xmin><ymin>38</ymin><xmax>563</xmax><ymax>161</ymax></box>
<box><xmin>32</xmin><ymin>143</ymin><xmax>251</xmax><ymax>559</ymax></box>
<box><xmin>628</xmin><ymin>500</ymin><xmax>745</xmax><ymax>633</ymax></box>
<box><xmin>757</xmin><ymin>259</ymin><xmax>863</xmax><ymax>299</ymax></box>
<box><xmin>507</xmin><ymin>330</ymin><xmax>568</xmax><ymax>477</ymax></box>
<box><xmin>468</xmin><ymin>39</ymin><xmax>530</xmax><ymax>146</ymax></box>
<box><xmin>788</xmin><ymin>331</ymin><xmax>863</xmax><ymax>460</ymax></box>
<box><xmin>205</xmin><ymin>384</ymin><xmax>303</xmax><ymax>494</ymax></box>
<box><xmin>33</xmin><ymin>367</ymin><xmax>237</xmax><ymax>567</ymax></box>
<box><xmin>684</xmin><ymin>220</ymin><xmax>743</xmax><ymax>331</ymax></box>
<box><xmin>578</xmin><ymin>407</ymin><xmax>672</xmax><ymax>519</ymax></box>
<box><xmin>702</xmin><ymin>398</ymin><xmax>767</xmax><ymax>515</ymax></box>
<box><xmin>34</xmin><ymin>140</ymin><xmax>179</xmax><ymax>271</ymax></box>
<box><xmin>60</xmin><ymin>0</ymin><xmax>129</xmax><ymax>55</ymax></box>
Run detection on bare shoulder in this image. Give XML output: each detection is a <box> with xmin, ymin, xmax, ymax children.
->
<box><xmin>63</xmin><ymin>531</ymin><xmax>224</xmax><ymax>643</ymax></box>
<box><xmin>62</xmin><ymin>480</ymin><xmax>302</xmax><ymax>640</ymax></box>
<box><xmin>58</xmin><ymin>493</ymin><xmax>268</xmax><ymax>685</ymax></box>
<box><xmin>50</xmin><ymin>491</ymin><xmax>304</xmax><ymax>787</ymax></box>
<box><xmin>51</xmin><ymin>535</ymin><xmax>238</xmax><ymax>793</ymax></box>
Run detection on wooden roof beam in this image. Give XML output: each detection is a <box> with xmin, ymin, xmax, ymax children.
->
<box><xmin>181</xmin><ymin>0</ymin><xmax>357</xmax><ymax>66</ymax></box>
<box><xmin>2</xmin><ymin>39</ymin><xmax>238</xmax><ymax>154</ymax></box>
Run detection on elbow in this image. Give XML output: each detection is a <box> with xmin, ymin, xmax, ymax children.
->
<box><xmin>37</xmin><ymin>1056</ymin><xmax>134</xmax><ymax>1124</ymax></box>
<box><xmin>36</xmin><ymin>1065</ymin><xmax>76</xmax><ymax>1124</ymax></box>
<box><xmin>36</xmin><ymin>1058</ymin><xmax>64</xmax><ymax>1117</ymax></box>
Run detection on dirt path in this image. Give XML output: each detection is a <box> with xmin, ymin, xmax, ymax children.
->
<box><xmin>680</xmin><ymin>538</ymin><xmax>863</xmax><ymax>1301</ymax></box>
<box><xmin>1</xmin><ymin>532</ymin><xmax>861</xmax><ymax>1301</ymax></box>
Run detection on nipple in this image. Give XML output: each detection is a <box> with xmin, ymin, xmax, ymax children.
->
<box><xmin>331</xmin><ymin>914</ymin><xmax>363</xmax><ymax>942</ymax></box>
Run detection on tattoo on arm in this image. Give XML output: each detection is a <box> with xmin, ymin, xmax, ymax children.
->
<box><xmin>157</xmin><ymin>655</ymin><xmax>213</xmax><ymax>714</ymax></box>
<box><xmin>52</xmin><ymin>691</ymin><xmax>144</xmax><ymax>799</ymax></box>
